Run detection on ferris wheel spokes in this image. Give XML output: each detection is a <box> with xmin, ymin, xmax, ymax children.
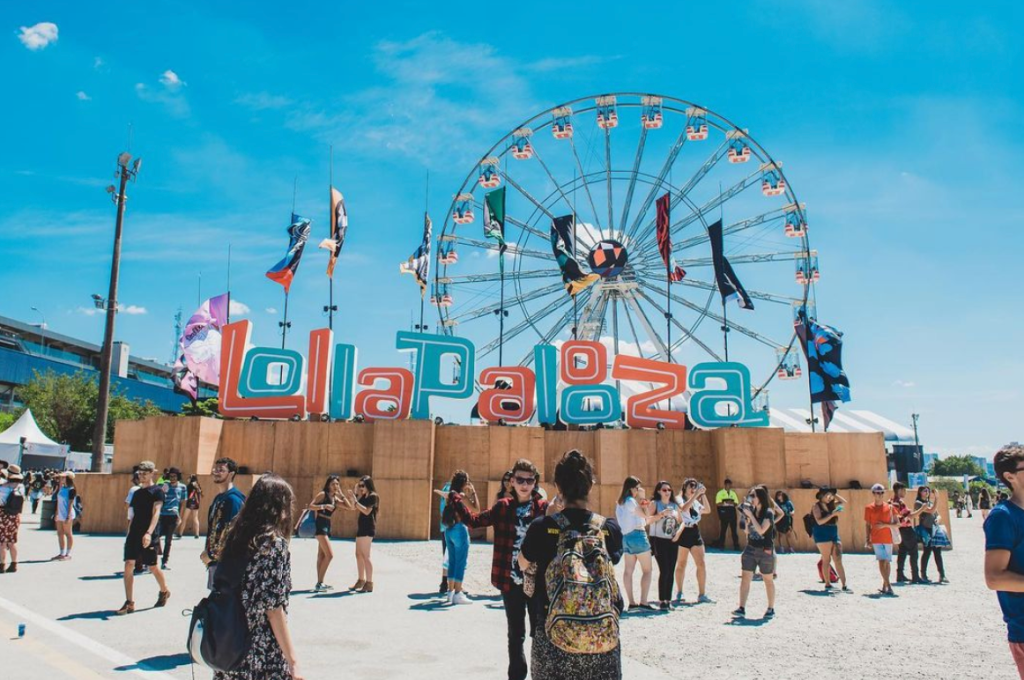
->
<box><xmin>618</xmin><ymin>126</ymin><xmax>650</xmax><ymax>235</ymax></box>
<box><xmin>670</xmin><ymin>206</ymin><xmax>791</xmax><ymax>253</ymax></box>
<box><xmin>447</xmin><ymin>281</ymin><xmax>565</xmax><ymax>325</ymax></box>
<box><xmin>631</xmin><ymin>287</ymin><xmax>723</xmax><ymax>361</ymax></box>
<box><xmin>621</xmin><ymin>119</ymin><xmax>694</xmax><ymax>243</ymax></box>
<box><xmin>666</xmin><ymin>277</ymin><xmax>801</xmax><ymax>306</ymax></box>
<box><xmin>518</xmin><ymin>290</ymin><xmax>596</xmax><ymax>368</ymax></box>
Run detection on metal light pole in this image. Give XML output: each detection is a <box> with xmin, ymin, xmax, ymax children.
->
<box><xmin>30</xmin><ymin>307</ymin><xmax>47</xmax><ymax>355</ymax></box>
<box><xmin>90</xmin><ymin>152</ymin><xmax>141</xmax><ymax>472</ymax></box>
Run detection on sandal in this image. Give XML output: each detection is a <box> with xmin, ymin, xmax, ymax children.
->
<box><xmin>351</xmin><ymin>579</ymin><xmax>366</xmax><ymax>591</ymax></box>
<box><xmin>115</xmin><ymin>600</ymin><xmax>135</xmax><ymax>616</ymax></box>
<box><xmin>360</xmin><ymin>581</ymin><xmax>374</xmax><ymax>593</ymax></box>
<box><xmin>155</xmin><ymin>590</ymin><xmax>171</xmax><ymax>608</ymax></box>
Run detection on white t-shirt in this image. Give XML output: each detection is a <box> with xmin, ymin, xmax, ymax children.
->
<box><xmin>126</xmin><ymin>485</ymin><xmax>140</xmax><ymax>520</ymax></box>
<box><xmin>616</xmin><ymin>497</ymin><xmax>646</xmax><ymax>535</ymax></box>
<box><xmin>677</xmin><ymin>496</ymin><xmax>705</xmax><ymax>527</ymax></box>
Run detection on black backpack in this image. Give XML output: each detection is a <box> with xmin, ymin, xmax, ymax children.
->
<box><xmin>187</xmin><ymin>551</ymin><xmax>251</xmax><ymax>671</ymax></box>
<box><xmin>802</xmin><ymin>512</ymin><xmax>816</xmax><ymax>538</ymax></box>
<box><xmin>2</xmin><ymin>488</ymin><xmax>24</xmax><ymax>516</ymax></box>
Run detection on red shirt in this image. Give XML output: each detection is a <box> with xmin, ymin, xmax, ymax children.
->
<box><xmin>864</xmin><ymin>502</ymin><xmax>895</xmax><ymax>544</ymax></box>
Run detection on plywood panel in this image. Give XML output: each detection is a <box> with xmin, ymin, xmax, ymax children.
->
<box><xmin>325</xmin><ymin>422</ymin><xmax>374</xmax><ymax>477</ymax></box>
<box><xmin>543</xmin><ymin>430</ymin><xmax>595</xmax><ymax>483</ymax></box>
<box><xmin>218</xmin><ymin>420</ymin><xmax>276</xmax><ymax>474</ymax></box>
<box><xmin>195</xmin><ymin>417</ymin><xmax>224</xmax><ymax>476</ymax></box>
<box><xmin>655</xmin><ymin>430</ymin><xmax>685</xmax><ymax>484</ymax></box>
<box><xmin>783</xmin><ymin>433</ymin><xmax>831</xmax><ymax>488</ymax></box>
<box><xmin>488</xmin><ymin>427</ymin><xmax>545</xmax><ymax>481</ymax></box>
<box><xmin>595</xmin><ymin>430</ymin><xmax>629</xmax><ymax>486</ymax></box>
<box><xmin>372</xmin><ymin>478</ymin><xmax>432</xmax><ymax>540</ymax></box>
<box><xmin>272</xmin><ymin>421</ymin><xmax>330</xmax><ymax>478</ymax></box>
<box><xmin>827</xmin><ymin>433</ymin><xmax>887</xmax><ymax>488</ymax></box>
<box><xmin>112</xmin><ymin>421</ymin><xmax>148</xmax><ymax>473</ymax></box>
<box><xmin>371</xmin><ymin>420</ymin><xmax>435</xmax><ymax>480</ymax></box>
<box><xmin>433</xmin><ymin>424</ymin><xmax>489</xmax><ymax>483</ymax></box>
<box><xmin>711</xmin><ymin>428</ymin><xmax>755</xmax><ymax>490</ymax></box>
<box><xmin>627</xmin><ymin>430</ymin><xmax>659</xmax><ymax>487</ymax></box>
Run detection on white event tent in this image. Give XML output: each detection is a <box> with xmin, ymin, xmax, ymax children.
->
<box><xmin>0</xmin><ymin>409</ymin><xmax>69</xmax><ymax>467</ymax></box>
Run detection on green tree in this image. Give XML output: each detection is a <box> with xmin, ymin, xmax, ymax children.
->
<box><xmin>179</xmin><ymin>397</ymin><xmax>221</xmax><ymax>418</ymax></box>
<box><xmin>17</xmin><ymin>370</ymin><xmax>161</xmax><ymax>451</ymax></box>
<box><xmin>931</xmin><ymin>454</ymin><xmax>986</xmax><ymax>478</ymax></box>
<box><xmin>0</xmin><ymin>410</ymin><xmax>18</xmax><ymax>433</ymax></box>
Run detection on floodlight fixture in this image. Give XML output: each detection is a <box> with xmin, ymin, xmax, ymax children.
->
<box><xmin>117</xmin><ymin>152</ymin><xmax>132</xmax><ymax>168</ymax></box>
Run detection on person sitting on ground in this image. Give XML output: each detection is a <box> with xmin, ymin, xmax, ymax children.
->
<box><xmin>519</xmin><ymin>450</ymin><xmax>624</xmax><ymax>680</ymax></box>
<box><xmin>812</xmin><ymin>487</ymin><xmax>850</xmax><ymax>592</ymax></box>
<box><xmin>733</xmin><ymin>485</ymin><xmax>777</xmax><ymax>620</ymax></box>
<box><xmin>864</xmin><ymin>483</ymin><xmax>898</xmax><ymax>597</ymax></box>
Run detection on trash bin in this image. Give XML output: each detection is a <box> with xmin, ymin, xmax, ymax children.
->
<box><xmin>39</xmin><ymin>499</ymin><xmax>55</xmax><ymax>530</ymax></box>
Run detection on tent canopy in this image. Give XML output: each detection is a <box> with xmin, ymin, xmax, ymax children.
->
<box><xmin>769</xmin><ymin>407</ymin><xmax>916</xmax><ymax>442</ymax></box>
<box><xmin>0</xmin><ymin>409</ymin><xmax>68</xmax><ymax>466</ymax></box>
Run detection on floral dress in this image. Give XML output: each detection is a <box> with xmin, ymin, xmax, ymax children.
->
<box><xmin>214</xmin><ymin>537</ymin><xmax>292</xmax><ymax>680</ymax></box>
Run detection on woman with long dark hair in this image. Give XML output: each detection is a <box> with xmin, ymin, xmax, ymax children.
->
<box><xmin>615</xmin><ymin>476</ymin><xmax>665</xmax><ymax>610</ymax></box>
<box><xmin>979</xmin><ymin>487</ymin><xmax>993</xmax><ymax>519</ymax></box>
<box><xmin>441</xmin><ymin>469</ymin><xmax>480</xmax><ymax>604</ymax></box>
<box><xmin>646</xmin><ymin>481</ymin><xmax>681</xmax><ymax>610</ymax></box>
<box><xmin>811</xmin><ymin>487</ymin><xmax>850</xmax><ymax>592</ymax></box>
<box><xmin>774</xmin><ymin>490</ymin><xmax>796</xmax><ymax>554</ymax></box>
<box><xmin>734</xmin><ymin>485</ymin><xmax>777</xmax><ymax>620</ymax></box>
<box><xmin>340</xmin><ymin>475</ymin><xmax>380</xmax><ymax>593</ymax></box>
<box><xmin>496</xmin><ymin>470</ymin><xmax>513</xmax><ymax>502</ymax></box>
<box><xmin>213</xmin><ymin>473</ymin><xmax>303</xmax><ymax>680</ymax></box>
<box><xmin>915</xmin><ymin>486</ymin><xmax>947</xmax><ymax>583</ymax></box>
<box><xmin>53</xmin><ymin>472</ymin><xmax>76</xmax><ymax>561</ymax></box>
<box><xmin>178</xmin><ymin>474</ymin><xmax>202</xmax><ymax>539</ymax></box>
<box><xmin>309</xmin><ymin>475</ymin><xmax>344</xmax><ymax>592</ymax></box>
<box><xmin>519</xmin><ymin>450</ymin><xmax>624</xmax><ymax>679</ymax></box>
<box><xmin>672</xmin><ymin>478</ymin><xmax>712</xmax><ymax>604</ymax></box>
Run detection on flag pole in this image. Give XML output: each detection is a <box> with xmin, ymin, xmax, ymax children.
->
<box><xmin>281</xmin><ymin>291</ymin><xmax>289</xmax><ymax>349</ymax></box>
<box><xmin>328</xmin><ymin>145</ymin><xmax>336</xmax><ymax>331</ymax></box>
<box><xmin>226</xmin><ymin>244</ymin><xmax>232</xmax><ymax>324</ymax></box>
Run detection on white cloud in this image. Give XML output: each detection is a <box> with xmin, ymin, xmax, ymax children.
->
<box><xmin>76</xmin><ymin>306</ymin><xmax>101</xmax><ymax>317</ymax></box>
<box><xmin>159</xmin><ymin>69</ymin><xmax>184</xmax><ymax>89</ymax></box>
<box><xmin>76</xmin><ymin>91</ymin><xmax>91</xmax><ymax>101</ymax></box>
<box><xmin>265</xmin><ymin>307</ymin><xmax>278</xmax><ymax>314</ymax></box>
<box><xmin>120</xmin><ymin>305</ymin><xmax>147</xmax><ymax>315</ymax></box>
<box><xmin>892</xmin><ymin>380</ymin><xmax>915</xmax><ymax>388</ymax></box>
<box><xmin>18</xmin><ymin>22</ymin><xmax>58</xmax><ymax>51</ymax></box>
<box><xmin>135</xmin><ymin>81</ymin><xmax>190</xmax><ymax>118</ymax></box>
<box><xmin>229</xmin><ymin>300</ymin><xmax>250</xmax><ymax>316</ymax></box>
<box><xmin>93</xmin><ymin>56</ymin><xmax>104</xmax><ymax>69</ymax></box>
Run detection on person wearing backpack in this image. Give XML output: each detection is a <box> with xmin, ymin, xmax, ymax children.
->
<box><xmin>519</xmin><ymin>449</ymin><xmax>624</xmax><ymax>680</ymax></box>
<box><xmin>733</xmin><ymin>485</ymin><xmax>777</xmax><ymax>620</ymax></box>
<box><xmin>440</xmin><ymin>470</ymin><xmax>479</xmax><ymax>605</ymax></box>
<box><xmin>210</xmin><ymin>473</ymin><xmax>304</xmax><ymax>680</ymax></box>
<box><xmin>0</xmin><ymin>465</ymin><xmax>26</xmax><ymax>573</ymax></box>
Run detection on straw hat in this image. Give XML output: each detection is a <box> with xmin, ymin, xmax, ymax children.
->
<box><xmin>5</xmin><ymin>464</ymin><xmax>24</xmax><ymax>482</ymax></box>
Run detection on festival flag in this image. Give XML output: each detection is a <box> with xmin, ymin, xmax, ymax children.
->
<box><xmin>172</xmin><ymin>293</ymin><xmax>230</xmax><ymax>402</ymax></box>
<box><xmin>266</xmin><ymin>214</ymin><xmax>312</xmax><ymax>293</ymax></box>
<box><xmin>318</xmin><ymin>187</ymin><xmax>347</xmax><ymax>278</ymax></box>
<box><xmin>655</xmin><ymin>193</ymin><xmax>686</xmax><ymax>282</ymax></box>
<box><xmin>483</xmin><ymin>187</ymin><xmax>507</xmax><ymax>269</ymax></box>
<box><xmin>551</xmin><ymin>215</ymin><xmax>599</xmax><ymax>297</ymax></box>
<box><xmin>400</xmin><ymin>212</ymin><xmax>432</xmax><ymax>296</ymax></box>
<box><xmin>708</xmin><ymin>219</ymin><xmax>753</xmax><ymax>309</ymax></box>
<box><xmin>795</xmin><ymin>312</ymin><xmax>851</xmax><ymax>430</ymax></box>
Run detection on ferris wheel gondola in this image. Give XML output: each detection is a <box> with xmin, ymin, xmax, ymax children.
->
<box><xmin>434</xmin><ymin>93</ymin><xmax>817</xmax><ymax>399</ymax></box>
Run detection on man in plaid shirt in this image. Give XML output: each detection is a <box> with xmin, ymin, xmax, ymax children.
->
<box><xmin>464</xmin><ymin>459</ymin><xmax>549</xmax><ymax>680</ymax></box>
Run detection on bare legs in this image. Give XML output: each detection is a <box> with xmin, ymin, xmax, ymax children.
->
<box><xmin>54</xmin><ymin>519</ymin><xmax>73</xmax><ymax>557</ymax></box>
<box><xmin>179</xmin><ymin>508</ymin><xmax>200</xmax><ymax>537</ymax></box>
<box><xmin>816</xmin><ymin>541</ymin><xmax>846</xmax><ymax>588</ymax></box>
<box><xmin>623</xmin><ymin>552</ymin><xmax>654</xmax><ymax>606</ymax></box>
<box><xmin>123</xmin><ymin>560</ymin><xmax>168</xmax><ymax>602</ymax></box>
<box><xmin>738</xmin><ymin>569</ymin><xmax>774</xmax><ymax>611</ymax></box>
<box><xmin>356</xmin><ymin>537</ymin><xmax>373</xmax><ymax>583</ymax></box>
<box><xmin>315</xmin><ymin>534</ymin><xmax>334</xmax><ymax>584</ymax></box>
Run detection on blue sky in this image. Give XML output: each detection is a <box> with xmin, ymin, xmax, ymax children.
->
<box><xmin>1</xmin><ymin>1</ymin><xmax>1020</xmax><ymax>457</ymax></box>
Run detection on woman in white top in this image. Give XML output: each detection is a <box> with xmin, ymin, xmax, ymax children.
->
<box><xmin>671</xmin><ymin>478</ymin><xmax>712</xmax><ymax>604</ymax></box>
<box><xmin>646</xmin><ymin>481</ymin><xmax>682</xmax><ymax>610</ymax></box>
<box><xmin>616</xmin><ymin>476</ymin><xmax>667</xmax><ymax>610</ymax></box>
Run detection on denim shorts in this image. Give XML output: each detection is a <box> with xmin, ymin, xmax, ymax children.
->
<box><xmin>623</xmin><ymin>529</ymin><xmax>651</xmax><ymax>555</ymax></box>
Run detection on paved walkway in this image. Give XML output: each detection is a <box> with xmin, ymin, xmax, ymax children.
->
<box><xmin>0</xmin><ymin>512</ymin><xmax>1014</xmax><ymax>679</ymax></box>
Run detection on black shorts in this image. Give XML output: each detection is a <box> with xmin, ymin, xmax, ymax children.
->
<box><xmin>315</xmin><ymin>516</ymin><xmax>332</xmax><ymax>536</ymax></box>
<box><xmin>356</xmin><ymin>527</ymin><xmax>376</xmax><ymax>538</ymax></box>
<box><xmin>124</xmin><ymin>533</ymin><xmax>160</xmax><ymax>566</ymax></box>
<box><xmin>777</xmin><ymin>515</ymin><xmax>793</xmax><ymax>534</ymax></box>
<box><xmin>676</xmin><ymin>526</ymin><xmax>704</xmax><ymax>549</ymax></box>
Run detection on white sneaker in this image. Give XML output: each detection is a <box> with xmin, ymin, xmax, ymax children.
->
<box><xmin>452</xmin><ymin>592</ymin><xmax>470</xmax><ymax>605</ymax></box>
<box><xmin>446</xmin><ymin>591</ymin><xmax>455</xmax><ymax>605</ymax></box>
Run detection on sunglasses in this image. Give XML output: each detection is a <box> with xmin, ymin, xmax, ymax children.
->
<box><xmin>513</xmin><ymin>476</ymin><xmax>536</xmax><ymax>485</ymax></box>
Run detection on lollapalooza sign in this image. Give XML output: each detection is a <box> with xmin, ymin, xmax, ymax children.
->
<box><xmin>217</xmin><ymin>320</ymin><xmax>769</xmax><ymax>430</ymax></box>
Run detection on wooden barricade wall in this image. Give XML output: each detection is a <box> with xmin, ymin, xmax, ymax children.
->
<box><xmin>96</xmin><ymin>417</ymin><xmax>906</xmax><ymax>550</ymax></box>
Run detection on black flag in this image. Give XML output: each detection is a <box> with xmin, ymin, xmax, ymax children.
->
<box><xmin>708</xmin><ymin>219</ymin><xmax>753</xmax><ymax>310</ymax></box>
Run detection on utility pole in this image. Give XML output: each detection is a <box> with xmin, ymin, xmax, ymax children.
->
<box><xmin>911</xmin><ymin>412</ymin><xmax>921</xmax><ymax>456</ymax></box>
<box><xmin>91</xmin><ymin>152</ymin><xmax>141</xmax><ymax>472</ymax></box>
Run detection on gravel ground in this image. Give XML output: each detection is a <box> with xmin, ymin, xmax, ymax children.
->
<box><xmin>0</xmin><ymin>513</ymin><xmax>1013</xmax><ymax>679</ymax></box>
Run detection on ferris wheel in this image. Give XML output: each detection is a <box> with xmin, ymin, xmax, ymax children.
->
<box><xmin>433</xmin><ymin>93</ymin><xmax>816</xmax><ymax>399</ymax></box>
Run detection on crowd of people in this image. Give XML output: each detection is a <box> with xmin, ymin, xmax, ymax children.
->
<box><xmin>0</xmin><ymin>447</ymin><xmax>1020</xmax><ymax>680</ymax></box>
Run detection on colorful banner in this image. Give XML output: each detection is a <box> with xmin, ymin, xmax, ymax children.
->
<box><xmin>172</xmin><ymin>293</ymin><xmax>229</xmax><ymax>401</ymax></box>
<box><xmin>400</xmin><ymin>212</ymin><xmax>432</xmax><ymax>296</ymax></box>
<box><xmin>550</xmin><ymin>215</ymin><xmax>599</xmax><ymax>297</ymax></box>
<box><xmin>266</xmin><ymin>214</ymin><xmax>312</xmax><ymax>293</ymax></box>
<box><xmin>708</xmin><ymin>219</ymin><xmax>753</xmax><ymax>309</ymax></box>
<box><xmin>318</xmin><ymin>187</ymin><xmax>347</xmax><ymax>278</ymax></box>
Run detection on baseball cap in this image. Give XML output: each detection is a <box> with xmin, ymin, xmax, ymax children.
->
<box><xmin>870</xmin><ymin>483</ymin><xmax>886</xmax><ymax>493</ymax></box>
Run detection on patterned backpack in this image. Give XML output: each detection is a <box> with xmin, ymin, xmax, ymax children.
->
<box><xmin>545</xmin><ymin>512</ymin><xmax>621</xmax><ymax>655</ymax></box>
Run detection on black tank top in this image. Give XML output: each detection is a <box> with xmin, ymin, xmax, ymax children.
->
<box><xmin>316</xmin><ymin>493</ymin><xmax>335</xmax><ymax>518</ymax></box>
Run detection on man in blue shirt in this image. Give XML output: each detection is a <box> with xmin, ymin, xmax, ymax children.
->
<box><xmin>158</xmin><ymin>467</ymin><xmax>187</xmax><ymax>569</ymax></box>
<box><xmin>200</xmin><ymin>457</ymin><xmax>245</xmax><ymax>589</ymax></box>
<box><xmin>985</xmin><ymin>444</ymin><xmax>1024</xmax><ymax>675</ymax></box>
